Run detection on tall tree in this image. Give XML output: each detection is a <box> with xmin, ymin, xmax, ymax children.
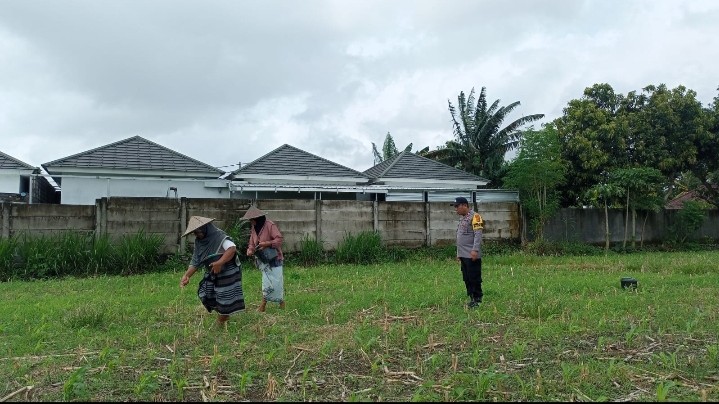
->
<box><xmin>503</xmin><ymin>125</ymin><xmax>566</xmax><ymax>241</ymax></box>
<box><xmin>584</xmin><ymin>182</ymin><xmax>624</xmax><ymax>252</ymax></box>
<box><xmin>371</xmin><ymin>132</ymin><xmax>412</xmax><ymax>165</ymax></box>
<box><xmin>555</xmin><ymin>83</ymin><xmax>714</xmax><ymax>207</ymax></box>
<box><xmin>424</xmin><ymin>87</ymin><xmax>544</xmax><ymax>187</ymax></box>
<box><xmin>608</xmin><ymin>167</ymin><xmax>665</xmax><ymax>249</ymax></box>
<box><xmin>554</xmin><ymin>83</ymin><xmax>629</xmax><ymax>206</ymax></box>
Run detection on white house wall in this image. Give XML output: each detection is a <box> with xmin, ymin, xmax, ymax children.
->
<box><xmin>60</xmin><ymin>177</ymin><xmax>230</xmax><ymax>205</ymax></box>
<box><xmin>0</xmin><ymin>173</ymin><xmax>21</xmax><ymax>193</ymax></box>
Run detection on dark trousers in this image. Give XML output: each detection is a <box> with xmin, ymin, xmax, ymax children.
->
<box><xmin>460</xmin><ymin>257</ymin><xmax>483</xmax><ymax>301</ymax></box>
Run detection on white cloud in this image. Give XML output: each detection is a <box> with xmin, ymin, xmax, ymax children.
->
<box><xmin>0</xmin><ymin>0</ymin><xmax>717</xmax><ymax>174</ymax></box>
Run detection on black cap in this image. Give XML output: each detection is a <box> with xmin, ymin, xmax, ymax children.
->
<box><xmin>451</xmin><ymin>196</ymin><xmax>469</xmax><ymax>207</ymax></box>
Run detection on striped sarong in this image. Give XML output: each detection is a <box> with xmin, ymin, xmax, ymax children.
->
<box><xmin>198</xmin><ymin>262</ymin><xmax>245</xmax><ymax>315</ymax></box>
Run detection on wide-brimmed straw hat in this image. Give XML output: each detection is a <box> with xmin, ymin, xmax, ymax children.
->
<box><xmin>241</xmin><ymin>206</ymin><xmax>266</xmax><ymax>220</ymax></box>
<box><xmin>182</xmin><ymin>216</ymin><xmax>215</xmax><ymax>237</ymax></box>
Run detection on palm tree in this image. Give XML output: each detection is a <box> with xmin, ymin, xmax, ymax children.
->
<box><xmin>371</xmin><ymin>132</ymin><xmax>413</xmax><ymax>165</ymax></box>
<box><xmin>424</xmin><ymin>87</ymin><xmax>544</xmax><ymax>186</ymax></box>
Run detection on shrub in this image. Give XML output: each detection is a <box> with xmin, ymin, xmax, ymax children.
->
<box><xmin>295</xmin><ymin>234</ymin><xmax>325</xmax><ymax>266</ymax></box>
<box><xmin>671</xmin><ymin>201</ymin><xmax>709</xmax><ymax>243</ymax></box>
<box><xmin>113</xmin><ymin>230</ymin><xmax>164</xmax><ymax>275</ymax></box>
<box><xmin>524</xmin><ymin>240</ymin><xmax>603</xmax><ymax>256</ymax></box>
<box><xmin>335</xmin><ymin>231</ymin><xmax>384</xmax><ymax>265</ymax></box>
<box><xmin>0</xmin><ymin>237</ymin><xmax>17</xmax><ymax>281</ymax></box>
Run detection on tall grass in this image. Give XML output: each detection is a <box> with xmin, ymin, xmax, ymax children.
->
<box><xmin>0</xmin><ymin>230</ymin><xmax>164</xmax><ymax>281</ymax></box>
<box><xmin>334</xmin><ymin>230</ymin><xmax>384</xmax><ymax>264</ymax></box>
<box><xmin>295</xmin><ymin>234</ymin><xmax>325</xmax><ymax>266</ymax></box>
<box><xmin>114</xmin><ymin>230</ymin><xmax>164</xmax><ymax>275</ymax></box>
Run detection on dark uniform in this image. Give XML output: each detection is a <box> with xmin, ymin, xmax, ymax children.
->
<box><xmin>456</xmin><ymin>209</ymin><xmax>484</xmax><ymax>306</ymax></box>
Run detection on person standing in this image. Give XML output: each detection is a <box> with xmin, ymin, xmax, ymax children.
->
<box><xmin>243</xmin><ymin>206</ymin><xmax>286</xmax><ymax>312</ymax></box>
<box><xmin>452</xmin><ymin>196</ymin><xmax>484</xmax><ymax>308</ymax></box>
<box><xmin>179</xmin><ymin>216</ymin><xmax>245</xmax><ymax>326</ymax></box>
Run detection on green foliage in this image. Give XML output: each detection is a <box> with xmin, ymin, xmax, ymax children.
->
<box><xmin>0</xmin><ymin>237</ymin><xmax>17</xmax><ymax>281</ymax></box>
<box><xmin>555</xmin><ymin>83</ymin><xmax>715</xmax><ymax>208</ymax></box>
<box><xmin>523</xmin><ymin>240</ymin><xmax>605</xmax><ymax>256</ymax></box>
<box><xmin>335</xmin><ymin>231</ymin><xmax>384</xmax><ymax>264</ymax></box>
<box><xmin>371</xmin><ymin>132</ymin><xmax>412</xmax><ymax>165</ymax></box>
<box><xmin>504</xmin><ymin>125</ymin><xmax>567</xmax><ymax>238</ymax></box>
<box><xmin>670</xmin><ymin>200</ymin><xmax>709</xmax><ymax>243</ymax></box>
<box><xmin>115</xmin><ymin>230</ymin><xmax>164</xmax><ymax>275</ymax></box>
<box><xmin>423</xmin><ymin>86</ymin><xmax>544</xmax><ymax>187</ymax></box>
<box><xmin>0</xmin><ymin>230</ymin><xmax>164</xmax><ymax>280</ymax></box>
<box><xmin>225</xmin><ymin>217</ymin><xmax>252</xmax><ymax>259</ymax></box>
<box><xmin>63</xmin><ymin>366</ymin><xmax>90</xmax><ymax>401</ymax></box>
<box><xmin>296</xmin><ymin>234</ymin><xmax>325</xmax><ymax>266</ymax></box>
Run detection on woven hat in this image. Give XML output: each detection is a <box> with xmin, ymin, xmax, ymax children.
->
<box><xmin>241</xmin><ymin>206</ymin><xmax>266</xmax><ymax>220</ymax></box>
<box><xmin>182</xmin><ymin>216</ymin><xmax>215</xmax><ymax>237</ymax></box>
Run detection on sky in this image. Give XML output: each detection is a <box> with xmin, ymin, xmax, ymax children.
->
<box><xmin>1</xmin><ymin>0</ymin><xmax>718</xmax><ymax>174</ymax></box>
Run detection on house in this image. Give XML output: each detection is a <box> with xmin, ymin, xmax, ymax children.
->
<box><xmin>665</xmin><ymin>189</ymin><xmax>717</xmax><ymax>210</ymax></box>
<box><xmin>228</xmin><ymin>144</ymin><xmax>373</xmax><ymax>200</ymax></box>
<box><xmin>0</xmin><ymin>150</ymin><xmax>58</xmax><ymax>204</ymax></box>
<box><xmin>42</xmin><ymin>136</ymin><xmax>226</xmax><ymax>205</ymax></box>
<box><xmin>363</xmin><ymin>151</ymin><xmax>506</xmax><ymax>203</ymax></box>
<box><xmin>228</xmin><ymin>144</ymin><xmax>514</xmax><ymax>203</ymax></box>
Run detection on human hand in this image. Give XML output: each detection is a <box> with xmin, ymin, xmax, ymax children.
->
<box><xmin>470</xmin><ymin>250</ymin><xmax>478</xmax><ymax>261</ymax></box>
<box><xmin>180</xmin><ymin>274</ymin><xmax>190</xmax><ymax>287</ymax></box>
<box><xmin>211</xmin><ymin>261</ymin><xmax>222</xmax><ymax>274</ymax></box>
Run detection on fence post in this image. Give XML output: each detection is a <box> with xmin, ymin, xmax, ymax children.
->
<box><xmin>425</xmin><ymin>200</ymin><xmax>431</xmax><ymax>247</ymax></box>
<box><xmin>373</xmin><ymin>200</ymin><xmax>379</xmax><ymax>232</ymax></box>
<box><xmin>315</xmin><ymin>199</ymin><xmax>322</xmax><ymax>243</ymax></box>
<box><xmin>1</xmin><ymin>203</ymin><xmax>9</xmax><ymax>239</ymax></box>
<box><xmin>179</xmin><ymin>197</ymin><xmax>187</xmax><ymax>254</ymax></box>
<box><xmin>94</xmin><ymin>198</ymin><xmax>108</xmax><ymax>240</ymax></box>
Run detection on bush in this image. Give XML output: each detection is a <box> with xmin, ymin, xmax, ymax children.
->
<box><xmin>115</xmin><ymin>230</ymin><xmax>164</xmax><ymax>275</ymax></box>
<box><xmin>0</xmin><ymin>237</ymin><xmax>18</xmax><ymax>282</ymax></box>
<box><xmin>335</xmin><ymin>231</ymin><xmax>384</xmax><ymax>265</ymax></box>
<box><xmin>295</xmin><ymin>234</ymin><xmax>325</xmax><ymax>266</ymax></box>
<box><xmin>524</xmin><ymin>240</ymin><xmax>604</xmax><ymax>256</ymax></box>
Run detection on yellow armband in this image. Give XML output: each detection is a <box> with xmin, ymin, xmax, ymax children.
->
<box><xmin>472</xmin><ymin>213</ymin><xmax>484</xmax><ymax>230</ymax></box>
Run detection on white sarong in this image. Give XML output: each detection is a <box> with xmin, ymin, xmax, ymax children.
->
<box><xmin>255</xmin><ymin>258</ymin><xmax>284</xmax><ymax>303</ymax></box>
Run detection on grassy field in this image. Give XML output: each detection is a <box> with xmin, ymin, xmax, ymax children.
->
<box><xmin>1</xmin><ymin>251</ymin><xmax>718</xmax><ymax>401</ymax></box>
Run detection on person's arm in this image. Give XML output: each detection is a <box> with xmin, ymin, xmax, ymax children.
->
<box><xmin>260</xmin><ymin>223</ymin><xmax>283</xmax><ymax>249</ymax></box>
<box><xmin>180</xmin><ymin>265</ymin><xmax>198</xmax><ymax>287</ymax></box>
<box><xmin>210</xmin><ymin>245</ymin><xmax>237</xmax><ymax>274</ymax></box>
<box><xmin>247</xmin><ymin>230</ymin><xmax>257</xmax><ymax>256</ymax></box>
<box><xmin>471</xmin><ymin>229</ymin><xmax>482</xmax><ymax>261</ymax></box>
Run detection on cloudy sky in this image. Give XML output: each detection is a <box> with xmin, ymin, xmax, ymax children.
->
<box><xmin>1</xmin><ymin>0</ymin><xmax>717</xmax><ymax>174</ymax></box>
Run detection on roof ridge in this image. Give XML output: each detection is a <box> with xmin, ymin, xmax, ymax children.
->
<box><xmin>235</xmin><ymin>144</ymin><xmax>366</xmax><ymax>177</ymax></box>
<box><xmin>0</xmin><ymin>150</ymin><xmax>35</xmax><ymax>169</ymax></box>
<box><xmin>372</xmin><ymin>151</ymin><xmax>406</xmax><ymax>178</ymax></box>
<box><xmin>42</xmin><ymin>135</ymin><xmax>222</xmax><ymax>174</ymax></box>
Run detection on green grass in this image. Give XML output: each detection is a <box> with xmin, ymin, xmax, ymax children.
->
<box><xmin>1</xmin><ymin>251</ymin><xmax>718</xmax><ymax>401</ymax></box>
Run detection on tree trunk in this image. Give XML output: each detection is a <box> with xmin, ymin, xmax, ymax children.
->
<box><xmin>631</xmin><ymin>208</ymin><xmax>636</xmax><ymax>249</ymax></box>
<box><xmin>623</xmin><ymin>189</ymin><xmax>629</xmax><ymax>249</ymax></box>
<box><xmin>640</xmin><ymin>212</ymin><xmax>649</xmax><ymax>248</ymax></box>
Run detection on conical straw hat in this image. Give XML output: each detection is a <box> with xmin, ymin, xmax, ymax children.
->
<box><xmin>241</xmin><ymin>206</ymin><xmax>266</xmax><ymax>220</ymax></box>
<box><xmin>182</xmin><ymin>216</ymin><xmax>215</xmax><ymax>237</ymax></box>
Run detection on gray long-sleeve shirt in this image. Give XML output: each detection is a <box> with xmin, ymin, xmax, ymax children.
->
<box><xmin>456</xmin><ymin>209</ymin><xmax>483</xmax><ymax>258</ymax></box>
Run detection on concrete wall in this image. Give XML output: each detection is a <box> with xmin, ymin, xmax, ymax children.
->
<box><xmin>1</xmin><ymin>197</ymin><xmax>521</xmax><ymax>254</ymax></box>
<box><xmin>542</xmin><ymin>208</ymin><xmax>719</xmax><ymax>244</ymax></box>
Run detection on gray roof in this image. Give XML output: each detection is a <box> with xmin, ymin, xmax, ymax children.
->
<box><xmin>363</xmin><ymin>151</ymin><xmax>488</xmax><ymax>183</ymax></box>
<box><xmin>42</xmin><ymin>136</ymin><xmax>223</xmax><ymax>175</ymax></box>
<box><xmin>0</xmin><ymin>150</ymin><xmax>35</xmax><ymax>170</ymax></box>
<box><xmin>233</xmin><ymin>144</ymin><xmax>367</xmax><ymax>178</ymax></box>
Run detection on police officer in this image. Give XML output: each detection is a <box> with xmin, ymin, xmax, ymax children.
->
<box><xmin>452</xmin><ymin>196</ymin><xmax>484</xmax><ymax>308</ymax></box>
